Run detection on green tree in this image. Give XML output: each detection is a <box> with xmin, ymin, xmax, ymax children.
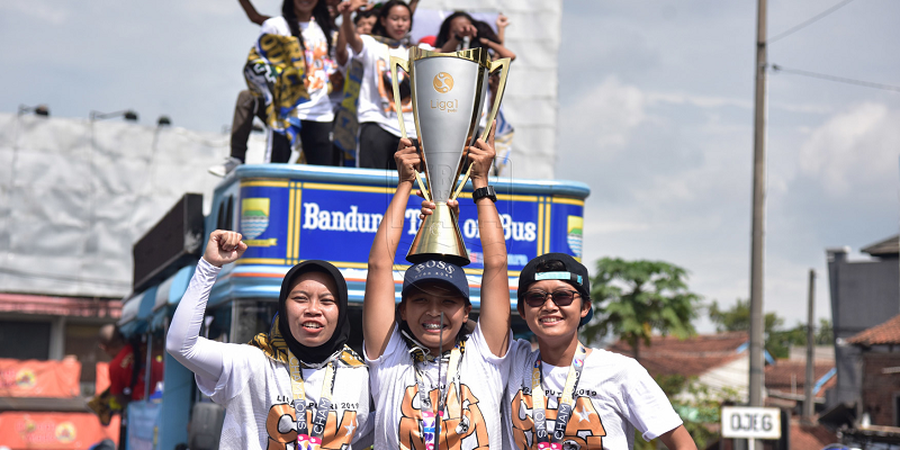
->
<box><xmin>767</xmin><ymin>325</ymin><xmax>806</xmax><ymax>359</ymax></box>
<box><xmin>816</xmin><ymin>318</ymin><xmax>834</xmax><ymax>345</ymax></box>
<box><xmin>708</xmin><ymin>299</ymin><xmax>831</xmax><ymax>359</ymax></box>
<box><xmin>707</xmin><ymin>298</ymin><xmax>783</xmax><ymax>333</ymax></box>
<box><xmin>583</xmin><ymin>258</ymin><xmax>701</xmax><ymax>360</ymax></box>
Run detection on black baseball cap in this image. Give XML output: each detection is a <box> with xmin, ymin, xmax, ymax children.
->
<box><xmin>517</xmin><ymin>253</ymin><xmax>593</xmax><ymax>327</ymax></box>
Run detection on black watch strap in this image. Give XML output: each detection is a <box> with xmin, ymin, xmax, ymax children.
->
<box><xmin>472</xmin><ymin>186</ymin><xmax>497</xmax><ymax>203</ymax></box>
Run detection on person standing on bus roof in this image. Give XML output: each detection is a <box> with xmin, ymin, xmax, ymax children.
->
<box><xmin>166</xmin><ymin>230</ymin><xmax>372</xmax><ymax>450</ymax></box>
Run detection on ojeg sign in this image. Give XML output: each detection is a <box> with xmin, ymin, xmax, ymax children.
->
<box><xmin>720</xmin><ymin>406</ymin><xmax>781</xmax><ymax>440</ymax></box>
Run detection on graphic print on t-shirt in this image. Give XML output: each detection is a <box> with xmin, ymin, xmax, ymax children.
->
<box><xmin>304</xmin><ymin>40</ymin><xmax>334</xmax><ymax>93</ymax></box>
<box><xmin>398</xmin><ymin>383</ymin><xmax>489</xmax><ymax>450</ymax></box>
<box><xmin>376</xmin><ymin>59</ymin><xmax>413</xmax><ymax>116</ymax></box>
<box><xmin>264</xmin><ymin>400</ymin><xmax>359</xmax><ymax>450</ymax></box>
<box><xmin>509</xmin><ymin>388</ymin><xmax>607</xmax><ymax>450</ymax></box>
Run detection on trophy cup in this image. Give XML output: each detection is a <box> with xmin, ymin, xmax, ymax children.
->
<box><xmin>391</xmin><ymin>47</ymin><xmax>510</xmax><ymax>266</ymax></box>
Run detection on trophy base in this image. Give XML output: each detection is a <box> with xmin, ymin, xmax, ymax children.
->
<box><xmin>406</xmin><ymin>203</ymin><xmax>470</xmax><ymax>267</ymax></box>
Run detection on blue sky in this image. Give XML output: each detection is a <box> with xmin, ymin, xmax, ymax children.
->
<box><xmin>559</xmin><ymin>0</ymin><xmax>900</xmax><ymax>332</ymax></box>
<box><xmin>2</xmin><ymin>0</ymin><xmax>899</xmax><ymax>333</ymax></box>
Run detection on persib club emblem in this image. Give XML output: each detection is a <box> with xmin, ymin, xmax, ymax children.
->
<box><xmin>241</xmin><ymin>198</ymin><xmax>270</xmax><ymax>239</ymax></box>
<box><xmin>567</xmin><ymin>216</ymin><xmax>583</xmax><ymax>258</ymax></box>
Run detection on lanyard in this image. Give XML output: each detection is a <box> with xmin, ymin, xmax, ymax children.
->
<box><xmin>289</xmin><ymin>352</ymin><xmax>338</xmax><ymax>450</ymax></box>
<box><xmin>529</xmin><ymin>344</ymin><xmax>587</xmax><ymax>450</ymax></box>
<box><xmin>413</xmin><ymin>343</ymin><xmax>464</xmax><ymax>450</ymax></box>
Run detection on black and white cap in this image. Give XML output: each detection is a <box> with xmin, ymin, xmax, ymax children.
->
<box><xmin>517</xmin><ymin>253</ymin><xmax>593</xmax><ymax>326</ymax></box>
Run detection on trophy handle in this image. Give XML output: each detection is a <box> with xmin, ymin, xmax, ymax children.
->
<box><xmin>451</xmin><ymin>164</ymin><xmax>473</xmax><ymax>201</ymax></box>
<box><xmin>390</xmin><ymin>55</ymin><xmax>431</xmax><ymax>203</ymax></box>
<box><xmin>415</xmin><ymin>168</ymin><xmax>431</xmax><ymax>203</ymax></box>
<box><xmin>479</xmin><ymin>57</ymin><xmax>511</xmax><ymax>142</ymax></box>
<box><xmin>451</xmin><ymin>58</ymin><xmax>510</xmax><ymax>201</ymax></box>
<box><xmin>389</xmin><ymin>56</ymin><xmax>410</xmax><ymax>140</ymax></box>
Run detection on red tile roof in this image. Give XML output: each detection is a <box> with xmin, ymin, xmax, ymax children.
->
<box><xmin>606</xmin><ymin>331</ymin><xmax>748</xmax><ymax>379</ymax></box>
<box><xmin>790</xmin><ymin>420</ymin><xmax>839</xmax><ymax>450</ymax></box>
<box><xmin>847</xmin><ymin>313</ymin><xmax>900</xmax><ymax>346</ymax></box>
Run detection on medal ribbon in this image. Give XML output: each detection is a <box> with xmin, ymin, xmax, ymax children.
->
<box><xmin>529</xmin><ymin>344</ymin><xmax>587</xmax><ymax>450</ymax></box>
<box><xmin>289</xmin><ymin>352</ymin><xmax>338</xmax><ymax>450</ymax></box>
<box><xmin>414</xmin><ymin>343</ymin><xmax>464</xmax><ymax>450</ymax></box>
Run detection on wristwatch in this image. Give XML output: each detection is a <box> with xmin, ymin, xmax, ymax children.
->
<box><xmin>472</xmin><ymin>186</ymin><xmax>497</xmax><ymax>203</ymax></box>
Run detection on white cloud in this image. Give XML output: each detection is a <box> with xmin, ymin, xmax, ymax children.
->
<box><xmin>798</xmin><ymin>102</ymin><xmax>900</xmax><ymax>196</ymax></box>
<box><xmin>646</xmin><ymin>91</ymin><xmax>751</xmax><ymax>110</ymax></box>
<box><xmin>560</xmin><ymin>76</ymin><xmax>647</xmax><ymax>157</ymax></box>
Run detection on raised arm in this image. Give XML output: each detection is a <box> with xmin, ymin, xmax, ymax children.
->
<box><xmin>338</xmin><ymin>0</ymin><xmax>366</xmax><ymax>55</ymax></box>
<box><xmin>363</xmin><ymin>140</ymin><xmax>420</xmax><ymax>359</ymax></box>
<box><xmin>469</xmin><ymin>124</ymin><xmax>510</xmax><ymax>356</ymax></box>
<box><xmin>495</xmin><ymin>13</ymin><xmax>509</xmax><ymax>45</ymax></box>
<box><xmin>335</xmin><ymin>20</ymin><xmax>350</xmax><ymax>67</ymax></box>
<box><xmin>440</xmin><ymin>22</ymin><xmax>477</xmax><ymax>52</ymax></box>
<box><xmin>239</xmin><ymin>0</ymin><xmax>270</xmax><ymax>26</ymax></box>
<box><xmin>479</xmin><ymin>38</ymin><xmax>516</xmax><ymax>61</ymax></box>
<box><xmin>166</xmin><ymin>230</ymin><xmax>247</xmax><ymax>381</ymax></box>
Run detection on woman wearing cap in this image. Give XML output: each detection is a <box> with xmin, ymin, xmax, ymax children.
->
<box><xmin>364</xmin><ymin>128</ymin><xmax>512</xmax><ymax>449</ymax></box>
<box><xmin>503</xmin><ymin>253</ymin><xmax>697</xmax><ymax>450</ymax></box>
<box><xmin>166</xmin><ymin>230</ymin><xmax>372</xmax><ymax>450</ymax></box>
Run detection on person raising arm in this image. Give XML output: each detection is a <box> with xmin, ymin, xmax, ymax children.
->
<box><xmin>166</xmin><ymin>230</ymin><xmax>372</xmax><ymax>450</ymax></box>
<box><xmin>364</xmin><ymin>126</ymin><xmax>513</xmax><ymax>450</ymax></box>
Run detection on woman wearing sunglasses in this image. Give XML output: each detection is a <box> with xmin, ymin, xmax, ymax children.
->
<box><xmin>503</xmin><ymin>253</ymin><xmax>697</xmax><ymax>450</ymax></box>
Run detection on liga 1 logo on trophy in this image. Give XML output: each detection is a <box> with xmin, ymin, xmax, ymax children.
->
<box><xmin>431</xmin><ymin>72</ymin><xmax>458</xmax><ymax>113</ymax></box>
<box><xmin>390</xmin><ymin>47</ymin><xmax>510</xmax><ymax>266</ymax></box>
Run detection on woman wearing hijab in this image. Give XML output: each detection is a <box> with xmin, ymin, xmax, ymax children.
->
<box><xmin>167</xmin><ymin>230</ymin><xmax>372</xmax><ymax>450</ymax></box>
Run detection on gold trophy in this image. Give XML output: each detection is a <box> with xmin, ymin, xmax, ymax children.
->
<box><xmin>391</xmin><ymin>47</ymin><xmax>510</xmax><ymax>266</ymax></box>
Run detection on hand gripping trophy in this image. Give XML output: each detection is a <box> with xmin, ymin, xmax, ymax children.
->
<box><xmin>390</xmin><ymin>47</ymin><xmax>510</xmax><ymax>266</ymax></box>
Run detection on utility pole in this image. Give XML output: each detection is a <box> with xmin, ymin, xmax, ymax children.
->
<box><xmin>749</xmin><ymin>0</ymin><xmax>768</xmax><ymax>446</ymax></box>
<box><xmin>804</xmin><ymin>269</ymin><xmax>816</xmax><ymax>423</ymax></box>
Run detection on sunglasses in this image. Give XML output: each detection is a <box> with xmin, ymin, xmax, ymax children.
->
<box><xmin>522</xmin><ymin>289</ymin><xmax>580</xmax><ymax>308</ymax></box>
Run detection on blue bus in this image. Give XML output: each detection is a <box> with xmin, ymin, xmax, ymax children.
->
<box><xmin>117</xmin><ymin>164</ymin><xmax>589</xmax><ymax>450</ymax></box>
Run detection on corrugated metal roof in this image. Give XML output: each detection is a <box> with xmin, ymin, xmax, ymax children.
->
<box><xmin>861</xmin><ymin>234</ymin><xmax>900</xmax><ymax>257</ymax></box>
<box><xmin>0</xmin><ymin>293</ymin><xmax>121</xmax><ymax>318</ymax></box>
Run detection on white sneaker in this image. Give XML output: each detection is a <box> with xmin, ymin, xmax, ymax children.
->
<box><xmin>208</xmin><ymin>157</ymin><xmax>241</xmax><ymax>177</ymax></box>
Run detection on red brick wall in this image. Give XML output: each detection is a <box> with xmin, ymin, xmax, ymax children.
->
<box><xmin>861</xmin><ymin>352</ymin><xmax>900</xmax><ymax>426</ymax></box>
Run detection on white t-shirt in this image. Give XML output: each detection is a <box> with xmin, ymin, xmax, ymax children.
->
<box><xmin>352</xmin><ymin>34</ymin><xmax>417</xmax><ymax>138</ymax></box>
<box><xmin>503</xmin><ymin>341</ymin><xmax>683</xmax><ymax>450</ymax></box>
<box><xmin>260</xmin><ymin>16</ymin><xmax>336</xmax><ymax>123</ymax></box>
<box><xmin>171</xmin><ymin>260</ymin><xmax>372</xmax><ymax>450</ymax></box>
<box><xmin>197</xmin><ymin>344</ymin><xmax>373</xmax><ymax>450</ymax></box>
<box><xmin>365</xmin><ymin>323</ymin><xmax>511</xmax><ymax>450</ymax></box>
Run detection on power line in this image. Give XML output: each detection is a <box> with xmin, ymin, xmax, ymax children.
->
<box><xmin>771</xmin><ymin>64</ymin><xmax>900</xmax><ymax>93</ymax></box>
<box><xmin>768</xmin><ymin>0</ymin><xmax>857</xmax><ymax>44</ymax></box>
